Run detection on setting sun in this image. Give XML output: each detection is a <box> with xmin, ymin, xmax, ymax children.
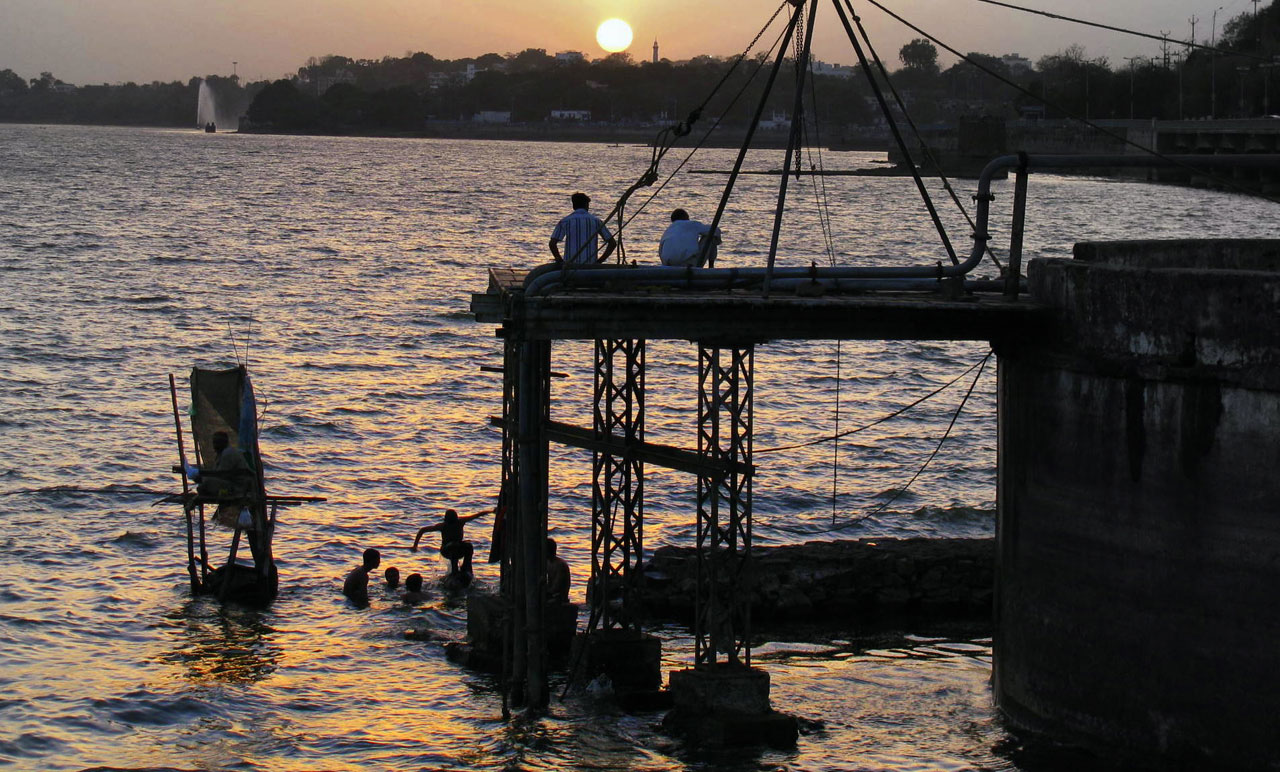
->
<box><xmin>595</xmin><ymin>18</ymin><xmax>633</xmax><ymax>53</ymax></box>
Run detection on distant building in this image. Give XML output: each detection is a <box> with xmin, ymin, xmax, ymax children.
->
<box><xmin>812</xmin><ymin>60</ymin><xmax>856</xmax><ymax>79</ymax></box>
<box><xmin>1002</xmin><ymin>53</ymin><xmax>1033</xmax><ymax>75</ymax></box>
<box><xmin>1019</xmin><ymin>104</ymin><xmax>1047</xmax><ymax>120</ymax></box>
<box><xmin>759</xmin><ymin>110</ymin><xmax>790</xmax><ymax>130</ymax></box>
<box><xmin>550</xmin><ymin>109</ymin><xmax>592</xmax><ymax>121</ymax></box>
<box><xmin>653</xmin><ymin>39</ymin><xmax>659</xmax><ymax>65</ymax></box>
<box><xmin>428</xmin><ymin>71</ymin><xmax>458</xmax><ymax>90</ymax></box>
<box><xmin>465</xmin><ymin>63</ymin><xmax>485</xmax><ymax>82</ymax></box>
<box><xmin>315</xmin><ymin>69</ymin><xmax>356</xmax><ymax>94</ymax></box>
<box><xmin>50</xmin><ymin>82</ymin><xmax>77</xmax><ymax>93</ymax></box>
<box><xmin>555</xmin><ymin>51</ymin><xmax>585</xmax><ymax>65</ymax></box>
<box><xmin>473</xmin><ymin>111</ymin><xmax>511</xmax><ymax>123</ymax></box>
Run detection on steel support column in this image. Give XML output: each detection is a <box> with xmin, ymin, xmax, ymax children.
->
<box><xmin>499</xmin><ymin>336</ymin><xmax>523</xmax><ymax>710</ymax></box>
<box><xmin>591</xmin><ymin>338</ymin><xmax>646</xmax><ymax>630</ymax></box>
<box><xmin>694</xmin><ymin>344</ymin><xmax>755</xmax><ymax>666</ymax></box>
<box><xmin>512</xmin><ymin>337</ymin><xmax>551</xmax><ymax>708</ymax></box>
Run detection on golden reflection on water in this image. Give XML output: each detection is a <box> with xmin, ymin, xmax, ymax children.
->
<box><xmin>5</xmin><ymin>125</ymin><xmax>1276</xmax><ymax>770</ymax></box>
<box><xmin>162</xmin><ymin>601</ymin><xmax>280</xmax><ymax>684</ymax></box>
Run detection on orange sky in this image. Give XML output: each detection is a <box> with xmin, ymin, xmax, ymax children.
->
<box><xmin>1</xmin><ymin>0</ymin><xmax>1259</xmax><ymax>84</ymax></box>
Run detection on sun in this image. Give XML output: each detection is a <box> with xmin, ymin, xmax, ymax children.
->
<box><xmin>596</xmin><ymin>18</ymin><xmax>634</xmax><ymax>54</ymax></box>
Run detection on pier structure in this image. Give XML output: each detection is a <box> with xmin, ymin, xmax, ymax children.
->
<box><xmin>469</xmin><ymin>0</ymin><xmax>1280</xmax><ymax>756</ymax></box>
<box><xmin>476</xmin><ymin>235</ymin><xmax>1280</xmax><ymax>764</ymax></box>
<box><xmin>473</xmin><ymin>155</ymin><xmax>1280</xmax><ymax>765</ymax></box>
<box><xmin>473</xmin><ymin>264</ymin><xmax>1038</xmax><ymax>717</ymax></box>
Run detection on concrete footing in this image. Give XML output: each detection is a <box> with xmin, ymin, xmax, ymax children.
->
<box><xmin>573</xmin><ymin>628</ymin><xmax>663</xmax><ymax>695</ymax></box>
<box><xmin>442</xmin><ymin>592</ymin><xmax>579</xmax><ymax>673</ymax></box>
<box><xmin>662</xmin><ymin>664</ymin><xmax>798</xmax><ymax>748</ymax></box>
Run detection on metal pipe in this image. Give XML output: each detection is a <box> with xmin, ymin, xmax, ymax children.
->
<box><xmin>767</xmin><ymin>277</ymin><xmax>948</xmax><ymax>291</ymax></box>
<box><xmin>1006</xmin><ymin>153</ymin><xmax>1030</xmax><ymax>299</ymax></box>
<box><xmin>525</xmin><ymin>265</ymin><xmax>952</xmax><ymax>295</ymax></box>
<box><xmin>516</xmin><ymin>339</ymin><xmax>546</xmax><ymax>708</ymax></box>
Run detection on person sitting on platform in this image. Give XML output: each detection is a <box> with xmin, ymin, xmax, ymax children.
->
<box><xmin>384</xmin><ymin>566</ymin><xmax>401</xmax><ymax>589</ymax></box>
<box><xmin>549</xmin><ymin>192</ymin><xmax>617</xmax><ymax>265</ymax></box>
<box><xmin>658</xmin><ymin>208</ymin><xmax>720</xmax><ymax>267</ymax></box>
<box><xmin>342</xmin><ymin>548</ymin><xmax>381</xmax><ymax>605</ymax></box>
<box><xmin>186</xmin><ymin>430</ymin><xmax>253</xmax><ymax>512</ymax></box>
<box><xmin>411</xmin><ymin>508</ymin><xmax>492</xmax><ymax>576</ymax></box>
<box><xmin>402</xmin><ymin>573</ymin><xmax>427</xmax><ymax>604</ymax></box>
<box><xmin>546</xmin><ymin>537</ymin><xmax>570</xmax><ymax>604</ymax></box>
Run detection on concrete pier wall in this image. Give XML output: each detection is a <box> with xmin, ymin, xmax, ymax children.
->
<box><xmin>996</xmin><ymin>240</ymin><xmax>1280</xmax><ymax>768</ymax></box>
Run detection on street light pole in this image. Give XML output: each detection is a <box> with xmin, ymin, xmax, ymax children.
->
<box><xmin>1212</xmin><ymin>5</ymin><xmax>1224</xmax><ymax>119</ymax></box>
<box><xmin>1083</xmin><ymin>60</ymin><xmax>1091</xmax><ymax>121</ymax></box>
<box><xmin>1262</xmin><ymin>61</ymin><xmax>1278</xmax><ymax>116</ymax></box>
<box><xmin>1178</xmin><ymin>55</ymin><xmax>1186</xmax><ymax>119</ymax></box>
<box><xmin>1125</xmin><ymin>56</ymin><xmax>1142</xmax><ymax>119</ymax></box>
<box><xmin>1238</xmin><ymin>66</ymin><xmax>1250</xmax><ymax>115</ymax></box>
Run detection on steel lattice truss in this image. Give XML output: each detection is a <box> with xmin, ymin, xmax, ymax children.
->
<box><xmin>591</xmin><ymin>338</ymin><xmax>646</xmax><ymax>630</ymax></box>
<box><xmin>695</xmin><ymin>344</ymin><xmax>755</xmax><ymax>666</ymax></box>
<box><xmin>499</xmin><ymin>339</ymin><xmax>518</xmax><ymax>584</ymax></box>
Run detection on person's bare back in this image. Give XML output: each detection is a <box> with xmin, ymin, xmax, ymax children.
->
<box><xmin>342</xmin><ymin>548</ymin><xmax>381</xmax><ymax>606</ymax></box>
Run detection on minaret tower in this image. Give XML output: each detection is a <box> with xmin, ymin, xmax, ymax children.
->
<box><xmin>653</xmin><ymin>39</ymin><xmax>659</xmax><ymax>64</ymax></box>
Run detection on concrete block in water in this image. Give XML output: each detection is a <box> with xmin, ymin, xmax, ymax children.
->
<box><xmin>574</xmin><ymin>628</ymin><xmax>662</xmax><ymax>693</ymax></box>
<box><xmin>458</xmin><ymin>593</ymin><xmax>579</xmax><ymax>673</ymax></box>
<box><xmin>466</xmin><ymin>591</ymin><xmax>507</xmax><ymax>658</ymax></box>
<box><xmin>669</xmin><ymin>664</ymin><xmax>771</xmax><ymax>716</ymax></box>
<box><xmin>664</xmin><ymin>664</ymin><xmax>798</xmax><ymax>748</ymax></box>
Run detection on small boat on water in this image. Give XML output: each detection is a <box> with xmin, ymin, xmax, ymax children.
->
<box><xmin>165</xmin><ymin>366</ymin><xmax>323</xmax><ymax>605</ymax></box>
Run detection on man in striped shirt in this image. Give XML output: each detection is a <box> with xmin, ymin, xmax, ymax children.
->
<box><xmin>549</xmin><ymin>192</ymin><xmax>617</xmax><ymax>265</ymax></box>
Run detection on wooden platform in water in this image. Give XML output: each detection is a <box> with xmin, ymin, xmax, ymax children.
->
<box><xmin>472</xmin><ymin>266</ymin><xmax>1046</xmax><ymax>343</ymax></box>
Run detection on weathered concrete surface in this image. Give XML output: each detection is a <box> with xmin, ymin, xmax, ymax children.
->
<box><xmin>572</xmin><ymin>629</ymin><xmax>663</xmax><ymax>693</ymax></box>
<box><xmin>640</xmin><ymin>537</ymin><xmax>994</xmax><ymax>624</ymax></box>
<box><xmin>664</xmin><ymin>664</ymin><xmax>798</xmax><ymax>748</ymax></box>
<box><xmin>997</xmin><ymin>239</ymin><xmax>1280</xmax><ymax>769</ymax></box>
<box><xmin>444</xmin><ymin>593</ymin><xmax>579</xmax><ymax>673</ymax></box>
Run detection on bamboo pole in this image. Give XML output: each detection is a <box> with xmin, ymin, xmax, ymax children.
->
<box><xmin>169</xmin><ymin>374</ymin><xmax>199</xmax><ymax>593</ymax></box>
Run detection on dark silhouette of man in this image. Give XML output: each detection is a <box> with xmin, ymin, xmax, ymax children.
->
<box><xmin>412</xmin><ymin>509</ymin><xmax>492</xmax><ymax>576</ymax></box>
<box><xmin>549</xmin><ymin>192</ymin><xmax>617</xmax><ymax>264</ymax></box>
<box><xmin>342</xmin><ymin>548</ymin><xmax>381</xmax><ymax>605</ymax></box>
<box><xmin>546</xmin><ymin>537</ymin><xmax>570</xmax><ymax>603</ymax></box>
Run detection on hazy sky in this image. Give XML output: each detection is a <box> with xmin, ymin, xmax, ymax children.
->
<box><xmin>1</xmin><ymin>0</ymin><xmax>1263</xmax><ymax>85</ymax></box>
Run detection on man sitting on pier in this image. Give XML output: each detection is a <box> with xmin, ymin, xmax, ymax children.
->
<box><xmin>546</xmin><ymin>537</ymin><xmax>570</xmax><ymax>604</ymax></box>
<box><xmin>549</xmin><ymin>192</ymin><xmax>617</xmax><ymax>265</ymax></box>
<box><xmin>658</xmin><ymin>208</ymin><xmax>720</xmax><ymax>267</ymax></box>
<box><xmin>412</xmin><ymin>508</ymin><xmax>492</xmax><ymax>577</ymax></box>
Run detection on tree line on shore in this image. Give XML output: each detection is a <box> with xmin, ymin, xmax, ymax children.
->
<box><xmin>1</xmin><ymin>2</ymin><xmax>1276</xmax><ymax>135</ymax></box>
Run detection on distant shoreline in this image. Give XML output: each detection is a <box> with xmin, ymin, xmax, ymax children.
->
<box><xmin>0</xmin><ymin>118</ymin><xmax>888</xmax><ymax>151</ymax></box>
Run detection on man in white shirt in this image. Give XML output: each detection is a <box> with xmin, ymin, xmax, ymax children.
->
<box><xmin>658</xmin><ymin>208</ymin><xmax>721</xmax><ymax>267</ymax></box>
<box><xmin>549</xmin><ymin>192</ymin><xmax>617</xmax><ymax>265</ymax></box>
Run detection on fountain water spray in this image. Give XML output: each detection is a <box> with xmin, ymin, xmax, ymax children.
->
<box><xmin>197</xmin><ymin>80</ymin><xmax>218</xmax><ymax>129</ymax></box>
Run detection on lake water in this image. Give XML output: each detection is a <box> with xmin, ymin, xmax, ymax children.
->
<box><xmin>2</xmin><ymin>123</ymin><xmax>1276</xmax><ymax>771</ymax></box>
